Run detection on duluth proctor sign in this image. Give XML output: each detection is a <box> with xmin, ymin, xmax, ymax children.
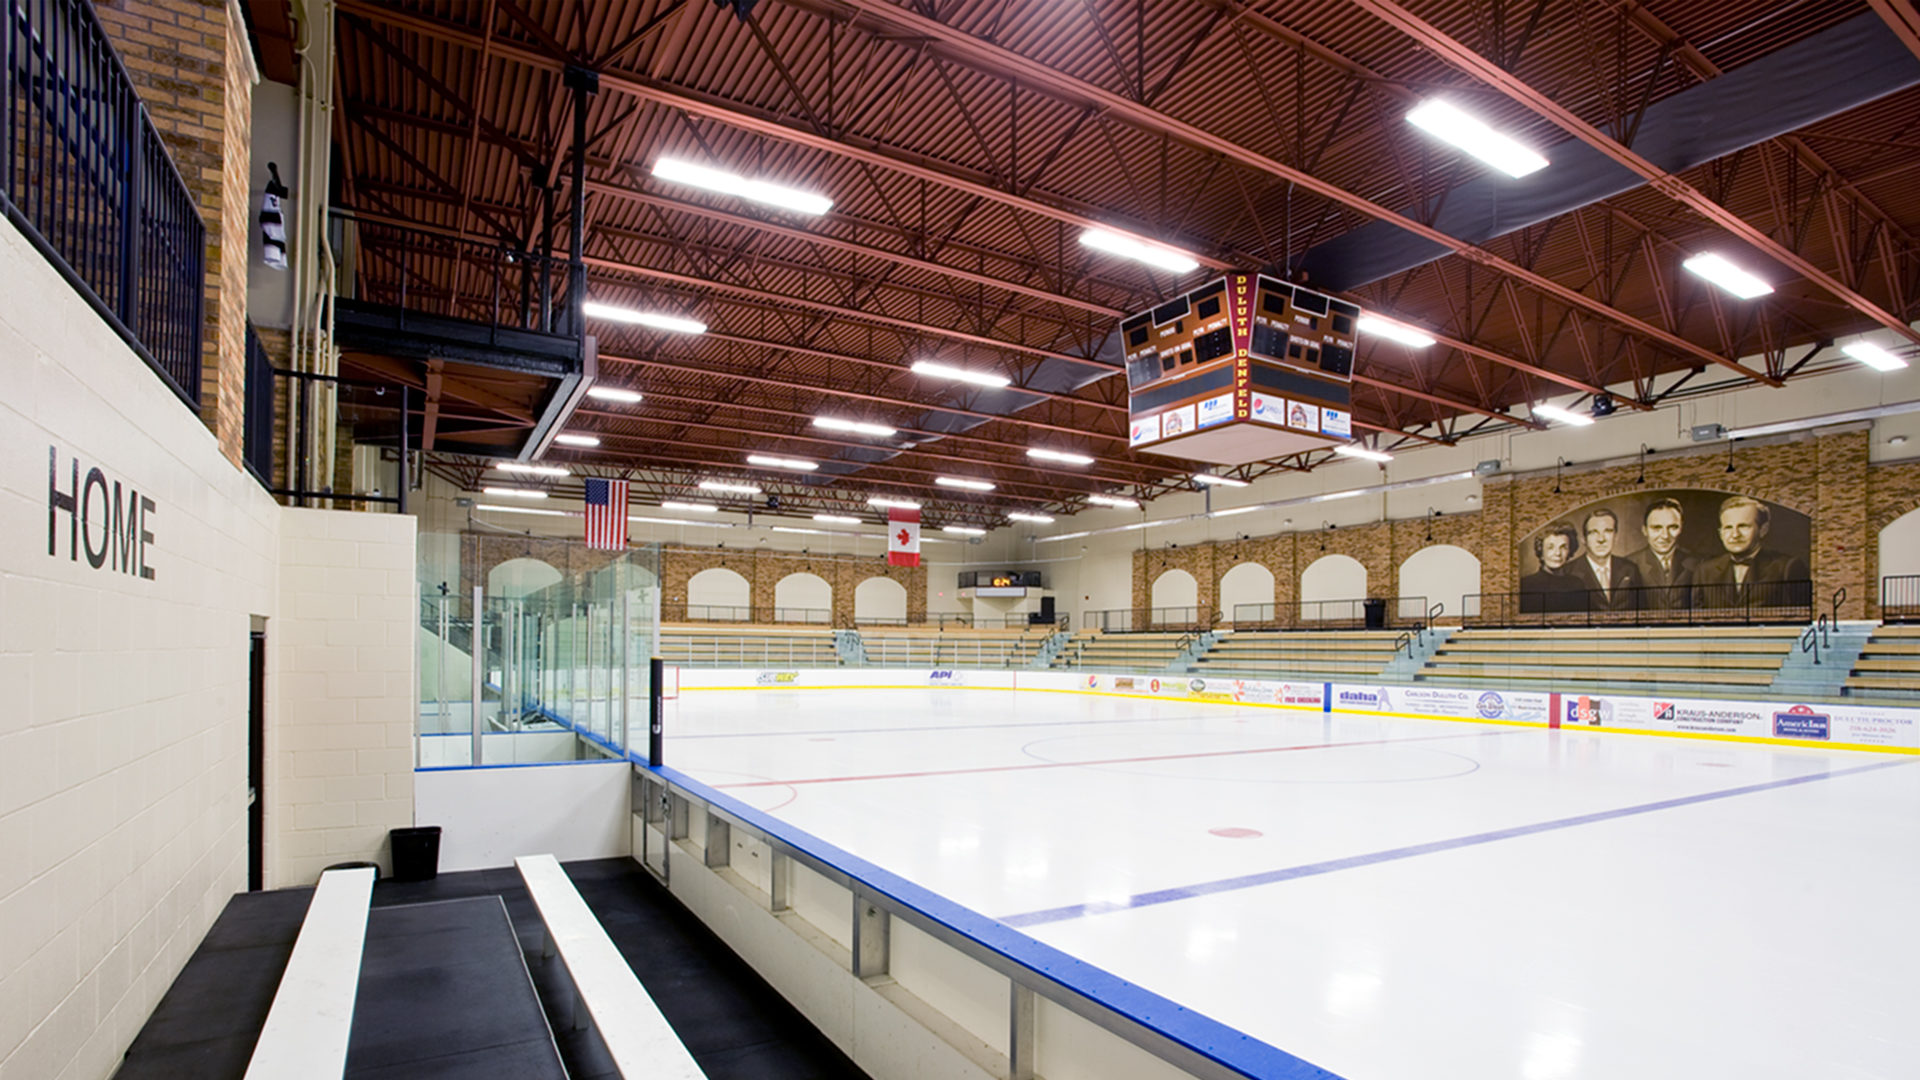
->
<box><xmin>47</xmin><ymin>446</ymin><xmax>156</xmax><ymax>580</ymax></box>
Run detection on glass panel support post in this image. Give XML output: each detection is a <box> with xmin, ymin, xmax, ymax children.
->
<box><xmin>470</xmin><ymin>584</ymin><xmax>484</xmax><ymax>766</ymax></box>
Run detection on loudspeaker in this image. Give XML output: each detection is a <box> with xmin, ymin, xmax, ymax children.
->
<box><xmin>1031</xmin><ymin>595</ymin><xmax>1056</xmax><ymax>625</ymax></box>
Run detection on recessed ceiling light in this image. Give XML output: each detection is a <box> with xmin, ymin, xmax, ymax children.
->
<box><xmin>1192</xmin><ymin>473</ymin><xmax>1248</xmax><ymax>487</ymax></box>
<box><xmin>494</xmin><ymin>462</ymin><xmax>569</xmax><ymax>477</ymax></box>
<box><xmin>659</xmin><ymin>501</ymin><xmax>719</xmax><ymax>513</ymax></box>
<box><xmin>746</xmin><ymin>454</ymin><xmax>818</xmax><ymax>471</ymax></box>
<box><xmin>814</xmin><ymin>514</ymin><xmax>862</xmax><ymax>524</ymax></box>
<box><xmin>866</xmin><ymin>496</ymin><xmax>921</xmax><ymax>510</ymax></box>
<box><xmin>1028</xmin><ymin>448</ymin><xmax>1096</xmax><ymax>466</ymax></box>
<box><xmin>1008</xmin><ymin>511</ymin><xmax>1055</xmax><ymax>524</ymax></box>
<box><xmin>910</xmin><ymin>360</ymin><xmax>1012</xmax><ymax>389</ymax></box>
<box><xmin>813</xmin><ymin>416</ymin><xmax>898</xmax><ymax>437</ymax></box>
<box><xmin>1077</xmin><ymin>228</ymin><xmax>1200</xmax><ymax>273</ymax></box>
<box><xmin>943</xmin><ymin>525</ymin><xmax>986</xmax><ymax>536</ymax></box>
<box><xmin>585</xmin><ymin>386</ymin><xmax>644</xmax><ymax>403</ymax></box>
<box><xmin>698</xmin><ymin>480</ymin><xmax>762</xmax><ymax>495</ymax></box>
<box><xmin>481</xmin><ymin>486</ymin><xmax>548</xmax><ymax>498</ymax></box>
<box><xmin>1531</xmin><ymin>403</ymin><xmax>1595</xmax><ymax>427</ymax></box>
<box><xmin>1841</xmin><ymin>340</ymin><xmax>1908</xmax><ymax>372</ymax></box>
<box><xmin>1334</xmin><ymin>445</ymin><xmax>1394</xmax><ymax>463</ymax></box>
<box><xmin>581</xmin><ymin>301</ymin><xmax>707</xmax><ymax>334</ymax></box>
<box><xmin>1356</xmin><ymin>315</ymin><xmax>1437</xmax><ymax>349</ymax></box>
<box><xmin>651</xmin><ymin>156</ymin><xmax>833</xmax><ymax>216</ymax></box>
<box><xmin>475</xmin><ymin>503</ymin><xmax>570</xmax><ymax>516</ymax></box>
<box><xmin>1087</xmin><ymin>494</ymin><xmax>1139</xmax><ymax>509</ymax></box>
<box><xmin>935</xmin><ymin>476</ymin><xmax>996</xmax><ymax>491</ymax></box>
<box><xmin>1682</xmin><ymin>253</ymin><xmax>1773</xmax><ymax>300</ymax></box>
<box><xmin>554</xmin><ymin>433</ymin><xmax>601</xmax><ymax>447</ymax></box>
<box><xmin>1405</xmin><ymin>99</ymin><xmax>1548</xmax><ymax>178</ymax></box>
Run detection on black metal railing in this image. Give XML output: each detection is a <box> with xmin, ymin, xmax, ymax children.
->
<box><xmin>4</xmin><ymin>0</ymin><xmax>205</xmax><ymax>408</ymax></box>
<box><xmin>1084</xmin><ymin>609</ymin><xmax>1135</xmax><ymax>632</ymax></box>
<box><xmin>334</xmin><ymin>212</ymin><xmax>578</xmax><ymax>335</ymax></box>
<box><xmin>274</xmin><ymin>368</ymin><xmax>411</xmax><ymax>512</ymax></box>
<box><xmin>243</xmin><ymin>325</ymin><xmax>274</xmax><ymax>484</ymax></box>
<box><xmin>1882</xmin><ymin>576</ymin><xmax>1920</xmax><ymax>622</ymax></box>
<box><xmin>1465</xmin><ymin>581</ymin><xmax>1814</xmax><ymax>627</ymax></box>
<box><xmin>1231</xmin><ymin>597</ymin><xmax>1427</xmax><ymax>630</ymax></box>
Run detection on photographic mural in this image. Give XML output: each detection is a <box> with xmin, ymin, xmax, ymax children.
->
<box><xmin>1516</xmin><ymin>489</ymin><xmax>1811</xmax><ymax>614</ymax></box>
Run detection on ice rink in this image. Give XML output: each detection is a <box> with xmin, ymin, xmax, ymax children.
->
<box><xmin>662</xmin><ymin>686</ymin><xmax>1920</xmax><ymax>1080</ymax></box>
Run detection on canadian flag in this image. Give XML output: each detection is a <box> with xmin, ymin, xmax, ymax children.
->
<box><xmin>887</xmin><ymin>507</ymin><xmax>921</xmax><ymax>567</ymax></box>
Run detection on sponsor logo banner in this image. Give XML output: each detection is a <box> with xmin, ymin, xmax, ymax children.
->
<box><xmin>1197</xmin><ymin>393</ymin><xmax>1236</xmax><ymax>428</ymax></box>
<box><xmin>1369</xmin><ymin>685</ymin><xmax>1550</xmax><ymax>722</ymax></box>
<box><xmin>1772</xmin><ymin>705</ymin><xmax>1829</xmax><ymax>741</ymax></box>
<box><xmin>1085</xmin><ymin>675</ymin><xmax>1101</xmax><ymax>690</ymax></box>
<box><xmin>928</xmin><ymin>670</ymin><xmax>964</xmax><ymax>687</ymax></box>
<box><xmin>1112</xmin><ymin>677</ymin><xmax>1136</xmax><ymax>691</ymax></box>
<box><xmin>1129</xmin><ymin>413</ymin><xmax>1161</xmax><ymax>447</ymax></box>
<box><xmin>1331</xmin><ymin>685</ymin><xmax>1392</xmax><ymax>710</ymax></box>
<box><xmin>1161</xmin><ymin>405</ymin><xmax>1197</xmax><ymax>438</ymax></box>
<box><xmin>1286</xmin><ymin>401</ymin><xmax>1319</xmax><ymax>432</ymax></box>
<box><xmin>1250</xmin><ymin>392</ymin><xmax>1286</xmax><ymax>426</ymax></box>
<box><xmin>755</xmin><ymin>671</ymin><xmax>801</xmax><ymax>686</ymax></box>
<box><xmin>1320</xmin><ymin>407</ymin><xmax>1352</xmax><ymax>438</ymax></box>
<box><xmin>1565</xmin><ymin>695</ymin><xmax>1612</xmax><ymax>726</ymax></box>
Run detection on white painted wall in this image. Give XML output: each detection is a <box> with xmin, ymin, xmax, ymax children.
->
<box><xmin>415</xmin><ymin>761</ymin><xmax>631</xmax><ymax>872</ymax></box>
<box><xmin>1217</xmin><ymin>561</ymin><xmax>1276</xmax><ymax>622</ymax></box>
<box><xmin>1149</xmin><ymin>568</ymin><xmax>1198</xmax><ymax>608</ymax></box>
<box><xmin>1301</xmin><ymin>554</ymin><xmax>1368</xmax><ymax>618</ymax></box>
<box><xmin>774</xmin><ymin>571</ymin><xmax>832</xmax><ymax>614</ymax></box>
<box><xmin>0</xmin><ymin>213</ymin><xmax>417</xmax><ymax>1080</ymax></box>
<box><xmin>1398</xmin><ymin>545</ymin><xmax>1481</xmax><ymax>623</ymax></box>
<box><xmin>687</xmin><ymin>566</ymin><xmax>751</xmax><ymax>608</ymax></box>
<box><xmin>855</xmin><ymin>576</ymin><xmax>909</xmax><ymax>621</ymax></box>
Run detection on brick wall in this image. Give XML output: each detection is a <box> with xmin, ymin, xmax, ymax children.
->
<box><xmin>662</xmin><ymin>546</ymin><xmax>927</xmax><ymax>626</ymax></box>
<box><xmin>1127</xmin><ymin>429</ymin><xmax>1914</xmax><ymax>623</ymax></box>
<box><xmin>95</xmin><ymin>0</ymin><xmax>252</xmax><ymax>467</ymax></box>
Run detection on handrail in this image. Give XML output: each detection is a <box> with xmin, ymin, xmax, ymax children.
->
<box><xmin>1800</xmin><ymin>615</ymin><xmax>1828</xmax><ymax>665</ymax></box>
<box><xmin>1394</xmin><ymin>630</ymin><xmax>1413</xmax><ymax>657</ymax></box>
<box><xmin>1831</xmin><ymin>586</ymin><xmax>1847</xmax><ymax>625</ymax></box>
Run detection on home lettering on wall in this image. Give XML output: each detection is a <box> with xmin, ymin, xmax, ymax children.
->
<box><xmin>47</xmin><ymin>446</ymin><xmax>156</xmax><ymax>580</ymax></box>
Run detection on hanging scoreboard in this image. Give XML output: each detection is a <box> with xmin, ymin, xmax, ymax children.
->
<box><xmin>1122</xmin><ymin>274</ymin><xmax>1359</xmax><ymax>465</ymax></box>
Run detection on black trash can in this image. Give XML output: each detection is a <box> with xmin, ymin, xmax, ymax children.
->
<box><xmin>1362</xmin><ymin>598</ymin><xmax>1388</xmax><ymax>630</ymax></box>
<box><xmin>389</xmin><ymin>825</ymin><xmax>442</xmax><ymax>882</ymax></box>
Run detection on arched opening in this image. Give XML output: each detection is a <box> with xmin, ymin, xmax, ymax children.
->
<box><xmin>1398</xmin><ymin>545</ymin><xmax>1479</xmax><ymax>623</ymax></box>
<box><xmin>854</xmin><ymin>576</ymin><xmax>909</xmax><ymax>625</ymax></box>
<box><xmin>1879</xmin><ymin>507</ymin><xmax>1920</xmax><ymax>612</ymax></box>
<box><xmin>1300</xmin><ymin>554</ymin><xmax>1367</xmax><ymax>621</ymax></box>
<box><xmin>686</xmin><ymin>566</ymin><xmax>751</xmax><ymax>621</ymax></box>
<box><xmin>774</xmin><ymin>571</ymin><xmax>833</xmax><ymax>623</ymax></box>
<box><xmin>487</xmin><ymin>557</ymin><xmax>562</xmax><ymax>599</ymax></box>
<box><xmin>1150</xmin><ymin>568</ymin><xmax>1199</xmax><ymax>626</ymax></box>
<box><xmin>1217</xmin><ymin>562</ymin><xmax>1276</xmax><ymax>625</ymax></box>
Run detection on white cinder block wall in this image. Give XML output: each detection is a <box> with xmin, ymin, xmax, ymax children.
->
<box><xmin>272</xmin><ymin>509</ymin><xmax>416</xmax><ymax>887</ymax></box>
<box><xmin>0</xmin><ymin>211</ymin><xmax>417</xmax><ymax>1080</ymax></box>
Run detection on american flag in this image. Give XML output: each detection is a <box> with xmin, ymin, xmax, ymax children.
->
<box><xmin>583</xmin><ymin>478</ymin><xmax>628</xmax><ymax>550</ymax></box>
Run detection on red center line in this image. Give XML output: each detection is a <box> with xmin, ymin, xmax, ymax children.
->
<box><xmin>711</xmin><ymin>727</ymin><xmax>1513</xmax><ymax>789</ymax></box>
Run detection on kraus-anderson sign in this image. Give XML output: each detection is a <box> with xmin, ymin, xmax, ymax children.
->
<box><xmin>47</xmin><ymin>446</ymin><xmax>156</xmax><ymax>580</ymax></box>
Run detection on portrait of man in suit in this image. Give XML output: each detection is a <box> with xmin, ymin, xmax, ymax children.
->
<box><xmin>1630</xmin><ymin>498</ymin><xmax>1695</xmax><ymax>611</ymax></box>
<box><xmin>1690</xmin><ymin>496</ymin><xmax>1811</xmax><ymax>609</ymax></box>
<box><xmin>1566</xmin><ymin>508</ymin><xmax>1641</xmax><ymax>611</ymax></box>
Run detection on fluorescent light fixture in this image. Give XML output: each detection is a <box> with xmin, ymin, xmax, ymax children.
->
<box><xmin>494</xmin><ymin>462</ymin><xmax>569</xmax><ymax>477</ymax></box>
<box><xmin>476</xmin><ymin>503</ymin><xmax>569</xmax><ymax>517</ymax></box>
<box><xmin>1405</xmin><ymin>99</ymin><xmax>1548</xmax><ymax>178</ymax></box>
<box><xmin>628</xmin><ymin>516</ymin><xmax>716</xmax><ymax>527</ymax></box>
<box><xmin>1334</xmin><ymin>444</ymin><xmax>1394</xmax><ymax>463</ymax></box>
<box><xmin>698</xmin><ymin>480</ymin><xmax>761</xmax><ymax>495</ymax></box>
<box><xmin>1724</xmin><ymin>398</ymin><xmax>1920</xmax><ymax>440</ymax></box>
<box><xmin>1209</xmin><ymin>505</ymin><xmax>1261</xmax><ymax>518</ymax></box>
<box><xmin>1356</xmin><ymin>315</ymin><xmax>1436</xmax><ymax>349</ymax></box>
<box><xmin>1008</xmin><ymin>511</ymin><xmax>1055</xmax><ymax>524</ymax></box>
<box><xmin>1842</xmin><ymin>341</ymin><xmax>1908</xmax><ymax>372</ymax></box>
<box><xmin>1531</xmin><ymin>402</ymin><xmax>1595</xmax><ymax>427</ymax></box>
<box><xmin>771</xmin><ymin>526</ymin><xmax>827</xmax><ymax>536</ymax></box>
<box><xmin>936</xmin><ymin>476</ymin><xmax>996</xmax><ymax>492</ymax></box>
<box><xmin>554</xmin><ymin>434</ymin><xmax>601</xmax><ymax>447</ymax></box>
<box><xmin>1037</xmin><ymin>469</ymin><xmax>1479</xmax><ymax>543</ymax></box>
<box><xmin>866</xmin><ymin>496</ymin><xmax>921</xmax><ymax>510</ymax></box>
<box><xmin>746</xmin><ymin>454</ymin><xmax>818</xmax><ymax>471</ymax></box>
<box><xmin>659</xmin><ymin>501</ymin><xmax>719</xmax><ymax>513</ymax></box>
<box><xmin>481</xmin><ymin>486</ymin><xmax>548</xmax><ymax>499</ymax></box>
<box><xmin>814</xmin><ymin>514</ymin><xmax>862</xmax><ymax>524</ymax></box>
<box><xmin>813</xmin><ymin>416</ymin><xmax>898</xmax><ymax>437</ymax></box>
<box><xmin>944</xmin><ymin>526</ymin><xmax>986</xmax><ymax>536</ymax></box>
<box><xmin>1086</xmin><ymin>494</ymin><xmax>1139</xmax><ymax>509</ymax></box>
<box><xmin>1681</xmin><ymin>253</ymin><xmax>1773</xmax><ymax>300</ymax></box>
<box><xmin>1319</xmin><ymin>489</ymin><xmax>1364</xmax><ymax>502</ymax></box>
<box><xmin>1077</xmin><ymin>228</ymin><xmax>1200</xmax><ymax>274</ymax></box>
<box><xmin>585</xmin><ymin>386</ymin><xmax>644</xmax><ymax>404</ymax></box>
<box><xmin>1028</xmin><ymin>448</ymin><xmax>1095</xmax><ymax>466</ymax></box>
<box><xmin>1192</xmin><ymin>473</ymin><xmax>1248</xmax><ymax>487</ymax></box>
<box><xmin>581</xmin><ymin>301</ymin><xmax>707</xmax><ymax>334</ymax></box>
<box><xmin>910</xmin><ymin>360</ymin><xmax>1011</xmax><ymax>389</ymax></box>
<box><xmin>651</xmin><ymin>156</ymin><xmax>833</xmax><ymax>216</ymax></box>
